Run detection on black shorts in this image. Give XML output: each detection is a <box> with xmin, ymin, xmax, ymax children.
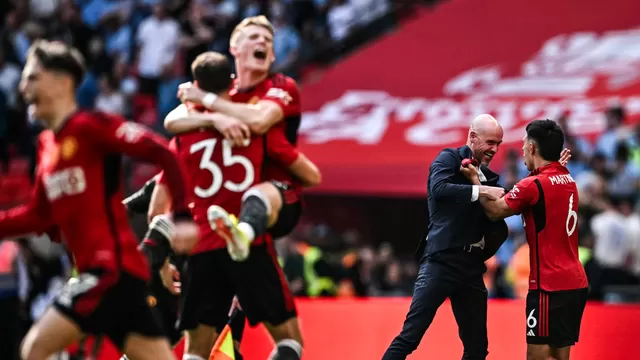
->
<box><xmin>268</xmin><ymin>180</ymin><xmax>302</xmax><ymax>239</ymax></box>
<box><xmin>53</xmin><ymin>270</ymin><xmax>165</xmax><ymax>350</ymax></box>
<box><xmin>525</xmin><ymin>288</ymin><xmax>588</xmax><ymax>348</ymax></box>
<box><xmin>178</xmin><ymin>244</ymin><xmax>297</xmax><ymax>331</ymax></box>
<box><xmin>148</xmin><ymin>271</ymin><xmax>182</xmax><ymax>345</ymax></box>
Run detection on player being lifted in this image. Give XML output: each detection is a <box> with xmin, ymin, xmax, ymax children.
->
<box><xmin>149</xmin><ymin>51</ymin><xmax>318</xmax><ymax>360</ymax></box>
<box><xmin>166</xmin><ymin>16</ymin><xmax>314</xmax><ymax>265</ymax></box>
<box><xmin>0</xmin><ymin>40</ymin><xmax>198</xmax><ymax>360</ymax></box>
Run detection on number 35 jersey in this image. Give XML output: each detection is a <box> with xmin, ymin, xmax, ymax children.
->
<box><xmin>504</xmin><ymin>162</ymin><xmax>588</xmax><ymax>291</ymax></box>
<box><xmin>159</xmin><ymin>128</ymin><xmax>300</xmax><ymax>253</ymax></box>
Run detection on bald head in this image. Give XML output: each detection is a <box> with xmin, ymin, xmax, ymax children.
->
<box><xmin>467</xmin><ymin>114</ymin><xmax>504</xmax><ymax>165</ymax></box>
<box><xmin>470</xmin><ymin>114</ymin><xmax>501</xmax><ymax>135</ymax></box>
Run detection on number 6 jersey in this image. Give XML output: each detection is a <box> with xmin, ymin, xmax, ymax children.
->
<box><xmin>158</xmin><ymin>121</ymin><xmax>300</xmax><ymax>254</ymax></box>
<box><xmin>503</xmin><ymin>162</ymin><xmax>588</xmax><ymax>291</ymax></box>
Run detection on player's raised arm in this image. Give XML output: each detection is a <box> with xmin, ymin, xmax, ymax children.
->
<box><xmin>82</xmin><ymin>113</ymin><xmax>191</xmax><ymax>220</ymax></box>
<box><xmin>0</xmin><ymin>172</ymin><xmax>54</xmax><ymax>238</ymax></box>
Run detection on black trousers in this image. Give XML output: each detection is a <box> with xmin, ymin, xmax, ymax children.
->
<box><xmin>382</xmin><ymin>249</ymin><xmax>489</xmax><ymax>360</ymax></box>
<box><xmin>0</xmin><ymin>296</ymin><xmax>22</xmax><ymax>360</ymax></box>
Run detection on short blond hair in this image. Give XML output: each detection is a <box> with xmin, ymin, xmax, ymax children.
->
<box><xmin>230</xmin><ymin>16</ymin><xmax>274</xmax><ymax>47</ymax></box>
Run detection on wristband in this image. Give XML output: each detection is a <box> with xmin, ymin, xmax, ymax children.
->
<box><xmin>202</xmin><ymin>92</ymin><xmax>218</xmax><ymax>109</ymax></box>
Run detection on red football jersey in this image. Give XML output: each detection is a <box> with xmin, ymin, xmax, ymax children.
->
<box><xmin>230</xmin><ymin>73</ymin><xmax>303</xmax><ymax>195</ymax></box>
<box><xmin>158</xmin><ymin>112</ymin><xmax>300</xmax><ymax>254</ymax></box>
<box><xmin>0</xmin><ymin>111</ymin><xmax>190</xmax><ymax>281</ymax></box>
<box><xmin>504</xmin><ymin>162</ymin><xmax>588</xmax><ymax>291</ymax></box>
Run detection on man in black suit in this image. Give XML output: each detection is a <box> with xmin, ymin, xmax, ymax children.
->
<box><xmin>382</xmin><ymin>114</ymin><xmax>508</xmax><ymax>360</ymax></box>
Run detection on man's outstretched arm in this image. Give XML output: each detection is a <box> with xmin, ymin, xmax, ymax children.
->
<box><xmin>177</xmin><ymin>80</ymin><xmax>298</xmax><ymax>134</ymax></box>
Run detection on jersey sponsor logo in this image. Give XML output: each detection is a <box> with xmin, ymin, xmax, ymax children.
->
<box><xmin>266</xmin><ymin>88</ymin><xmax>293</xmax><ymax>105</ymax></box>
<box><xmin>44</xmin><ymin>166</ymin><xmax>87</xmax><ymax>201</ymax></box>
<box><xmin>115</xmin><ymin>122</ymin><xmax>146</xmax><ymax>143</ymax></box>
<box><xmin>60</xmin><ymin>136</ymin><xmax>78</xmax><ymax>161</ymax></box>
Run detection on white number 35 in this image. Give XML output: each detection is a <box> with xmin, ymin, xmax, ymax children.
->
<box><xmin>190</xmin><ymin>139</ymin><xmax>255</xmax><ymax>198</ymax></box>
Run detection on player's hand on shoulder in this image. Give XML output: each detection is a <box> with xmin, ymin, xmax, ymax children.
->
<box><xmin>177</xmin><ymin>82</ymin><xmax>206</xmax><ymax>105</ymax></box>
<box><xmin>559</xmin><ymin>148</ymin><xmax>571</xmax><ymax>167</ymax></box>
<box><xmin>210</xmin><ymin>113</ymin><xmax>251</xmax><ymax>147</ymax></box>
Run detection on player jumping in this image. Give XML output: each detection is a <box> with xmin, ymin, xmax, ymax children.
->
<box><xmin>167</xmin><ymin>16</ymin><xmax>315</xmax><ymax>264</ymax></box>
<box><xmin>0</xmin><ymin>40</ymin><xmax>198</xmax><ymax>360</ymax></box>
<box><xmin>149</xmin><ymin>51</ymin><xmax>315</xmax><ymax>360</ymax></box>
<box><xmin>460</xmin><ymin>119</ymin><xmax>588</xmax><ymax>360</ymax></box>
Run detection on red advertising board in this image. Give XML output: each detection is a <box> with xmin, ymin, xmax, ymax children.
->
<box><xmin>298</xmin><ymin>0</ymin><xmax>640</xmax><ymax>196</ymax></box>
<box><xmin>92</xmin><ymin>299</ymin><xmax>639</xmax><ymax>360</ymax></box>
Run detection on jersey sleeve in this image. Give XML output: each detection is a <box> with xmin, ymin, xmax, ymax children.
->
<box><xmin>81</xmin><ymin>112</ymin><xmax>190</xmax><ymax>218</ymax></box>
<box><xmin>503</xmin><ymin>177</ymin><xmax>539</xmax><ymax>214</ymax></box>
<box><xmin>261</xmin><ymin>76</ymin><xmax>300</xmax><ymax>117</ymax></box>
<box><xmin>156</xmin><ymin>138</ymin><xmax>178</xmax><ymax>187</ymax></box>
<box><xmin>265</xmin><ymin>124</ymin><xmax>300</xmax><ymax>167</ymax></box>
<box><xmin>0</xmin><ymin>172</ymin><xmax>53</xmax><ymax>238</ymax></box>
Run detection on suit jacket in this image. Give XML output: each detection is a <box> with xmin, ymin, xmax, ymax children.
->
<box><xmin>416</xmin><ymin>146</ymin><xmax>508</xmax><ymax>262</ymax></box>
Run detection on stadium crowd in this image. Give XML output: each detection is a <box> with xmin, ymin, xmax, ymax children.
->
<box><xmin>1</xmin><ymin>1</ymin><xmax>640</xmax><ymax>357</ymax></box>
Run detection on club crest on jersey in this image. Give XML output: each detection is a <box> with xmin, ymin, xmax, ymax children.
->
<box><xmin>265</xmin><ymin>88</ymin><xmax>292</xmax><ymax>105</ymax></box>
<box><xmin>60</xmin><ymin>136</ymin><xmax>78</xmax><ymax>160</ymax></box>
<box><xmin>248</xmin><ymin>96</ymin><xmax>260</xmax><ymax>104</ymax></box>
<box><xmin>147</xmin><ymin>295</ymin><xmax>157</xmax><ymax>307</ymax></box>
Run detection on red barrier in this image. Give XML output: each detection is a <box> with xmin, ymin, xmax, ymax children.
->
<box><xmin>93</xmin><ymin>299</ymin><xmax>639</xmax><ymax>360</ymax></box>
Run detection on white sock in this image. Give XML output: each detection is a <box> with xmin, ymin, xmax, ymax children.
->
<box><xmin>238</xmin><ymin>222</ymin><xmax>256</xmax><ymax>243</ymax></box>
<box><xmin>183</xmin><ymin>354</ymin><xmax>205</xmax><ymax>360</ymax></box>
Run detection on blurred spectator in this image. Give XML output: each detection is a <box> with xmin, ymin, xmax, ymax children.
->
<box><xmin>590</xmin><ymin>196</ymin><xmax>639</xmax><ymax>298</ymax></box>
<box><xmin>240</xmin><ymin>0</ymin><xmax>264</xmax><ymax>19</ymax></box>
<box><xmin>327</xmin><ymin>0</ymin><xmax>356</xmax><ymax>42</ymax></box>
<box><xmin>29</xmin><ymin>0</ymin><xmax>61</xmax><ymax>21</ymax></box>
<box><xmin>103</xmin><ymin>10</ymin><xmax>132</xmax><ymax>64</ymax></box>
<box><xmin>206</xmin><ymin>0</ymin><xmax>240</xmax><ymax>53</ymax></box>
<box><xmin>272</xmin><ymin>12</ymin><xmax>301</xmax><ymax>77</ymax></box>
<box><xmin>608</xmin><ymin>142</ymin><xmax>640</xmax><ymax>198</ymax></box>
<box><xmin>135</xmin><ymin>3</ymin><xmax>179</xmax><ymax>96</ymax></box>
<box><xmin>0</xmin><ymin>47</ymin><xmax>20</xmax><ymax>172</ymax></box>
<box><xmin>596</xmin><ymin>106</ymin><xmax>634</xmax><ymax>161</ymax></box>
<box><xmin>179</xmin><ymin>1</ymin><xmax>215</xmax><ymax>79</ymax></box>
<box><xmin>55</xmin><ymin>0</ymin><xmax>95</xmax><ymax>60</ymax></box>
<box><xmin>95</xmin><ymin>74</ymin><xmax>126</xmax><ymax>115</ymax></box>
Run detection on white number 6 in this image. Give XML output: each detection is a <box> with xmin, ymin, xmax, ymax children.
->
<box><xmin>527</xmin><ymin>309</ymin><xmax>537</xmax><ymax>329</ymax></box>
<box><xmin>566</xmin><ymin>193</ymin><xmax>578</xmax><ymax>236</ymax></box>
